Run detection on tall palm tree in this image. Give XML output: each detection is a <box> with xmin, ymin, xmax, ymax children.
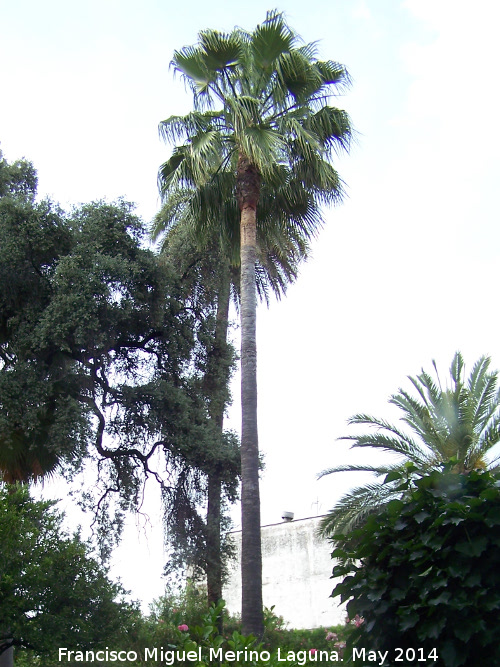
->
<box><xmin>319</xmin><ymin>352</ymin><xmax>500</xmax><ymax>537</ymax></box>
<box><xmin>159</xmin><ymin>10</ymin><xmax>351</xmax><ymax>636</ymax></box>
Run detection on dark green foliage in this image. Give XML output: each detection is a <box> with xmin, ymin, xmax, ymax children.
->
<box><xmin>147</xmin><ymin>592</ymin><xmax>351</xmax><ymax>655</ymax></box>
<box><xmin>10</xmin><ymin>581</ymin><xmax>352</xmax><ymax>667</ymax></box>
<box><xmin>331</xmin><ymin>467</ymin><xmax>500</xmax><ymax>666</ymax></box>
<box><xmin>0</xmin><ymin>152</ymin><xmax>239</xmax><ymax>566</ymax></box>
<box><xmin>0</xmin><ymin>486</ymin><xmax>134</xmax><ymax>662</ymax></box>
<box><xmin>152</xmin><ymin>225</ymin><xmax>240</xmax><ymax>606</ymax></box>
<box><xmin>153</xmin><ymin>227</ymin><xmax>240</xmax><ymax>591</ymax></box>
<box><xmin>0</xmin><ymin>150</ymin><xmax>37</xmax><ymax>198</ymax></box>
<box><xmin>0</xmin><ymin>156</ymin><xmax>87</xmax><ymax>482</ymax></box>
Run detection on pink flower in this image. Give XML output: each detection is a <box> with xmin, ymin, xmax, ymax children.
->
<box><xmin>334</xmin><ymin>642</ymin><xmax>346</xmax><ymax>650</ymax></box>
<box><xmin>325</xmin><ymin>632</ymin><xmax>338</xmax><ymax>641</ymax></box>
<box><xmin>310</xmin><ymin>649</ymin><xmax>317</xmax><ymax>655</ymax></box>
<box><xmin>159</xmin><ymin>620</ymin><xmax>164</xmax><ymax>624</ymax></box>
<box><xmin>178</xmin><ymin>624</ymin><xmax>189</xmax><ymax>632</ymax></box>
<box><xmin>353</xmin><ymin>615</ymin><xmax>364</xmax><ymax>628</ymax></box>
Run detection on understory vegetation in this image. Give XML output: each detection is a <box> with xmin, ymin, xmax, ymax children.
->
<box><xmin>331</xmin><ymin>467</ymin><xmax>500</xmax><ymax>666</ymax></box>
<box><xmin>12</xmin><ymin>581</ymin><xmax>352</xmax><ymax>666</ymax></box>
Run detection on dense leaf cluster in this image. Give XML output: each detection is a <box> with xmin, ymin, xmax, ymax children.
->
<box><xmin>331</xmin><ymin>467</ymin><xmax>500</xmax><ymax>666</ymax></box>
<box><xmin>0</xmin><ymin>486</ymin><xmax>134</xmax><ymax>660</ymax></box>
<box><xmin>158</xmin><ymin>11</ymin><xmax>351</xmax><ymax>293</ymax></box>
<box><xmin>0</xmin><ymin>151</ymin><xmax>239</xmax><ymax>562</ymax></box>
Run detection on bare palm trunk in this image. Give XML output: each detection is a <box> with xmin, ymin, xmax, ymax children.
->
<box><xmin>237</xmin><ymin>154</ymin><xmax>263</xmax><ymax>638</ymax></box>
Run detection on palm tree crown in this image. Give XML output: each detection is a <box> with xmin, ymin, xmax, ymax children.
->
<box><xmin>157</xmin><ymin>8</ymin><xmax>352</xmax><ymax>291</ymax></box>
<box><xmin>161</xmin><ymin>10</ymin><xmax>351</xmax><ymax>197</ymax></box>
<box><xmin>319</xmin><ymin>352</ymin><xmax>500</xmax><ymax>537</ymax></box>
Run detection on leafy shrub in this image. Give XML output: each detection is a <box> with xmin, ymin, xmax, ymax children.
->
<box><xmin>331</xmin><ymin>467</ymin><xmax>500</xmax><ymax>666</ymax></box>
<box><xmin>158</xmin><ymin>587</ymin><xmax>351</xmax><ymax>656</ymax></box>
<box><xmin>150</xmin><ymin>583</ymin><xmax>211</xmax><ymax>631</ymax></box>
<box><xmin>260</xmin><ymin>612</ymin><xmax>351</xmax><ymax>657</ymax></box>
<box><xmin>16</xmin><ymin>577</ymin><xmax>353</xmax><ymax>667</ymax></box>
<box><xmin>142</xmin><ymin>601</ymin><xmax>277</xmax><ymax>667</ymax></box>
<box><xmin>0</xmin><ymin>486</ymin><xmax>137</xmax><ymax>666</ymax></box>
<box><xmin>143</xmin><ymin>600</ymin><xmax>352</xmax><ymax>667</ymax></box>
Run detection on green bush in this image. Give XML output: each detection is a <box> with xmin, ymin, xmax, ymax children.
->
<box><xmin>158</xmin><ymin>587</ymin><xmax>351</xmax><ymax>657</ymax></box>
<box><xmin>0</xmin><ymin>486</ymin><xmax>134</xmax><ymax>665</ymax></box>
<box><xmin>140</xmin><ymin>600</ymin><xmax>352</xmax><ymax>667</ymax></box>
<box><xmin>140</xmin><ymin>601</ymin><xmax>280</xmax><ymax>667</ymax></box>
<box><xmin>15</xmin><ymin>577</ymin><xmax>353</xmax><ymax>666</ymax></box>
<box><xmin>331</xmin><ymin>467</ymin><xmax>500</xmax><ymax>667</ymax></box>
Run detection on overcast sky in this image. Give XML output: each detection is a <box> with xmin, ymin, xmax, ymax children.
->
<box><xmin>2</xmin><ymin>0</ymin><xmax>499</xmax><ymax>609</ymax></box>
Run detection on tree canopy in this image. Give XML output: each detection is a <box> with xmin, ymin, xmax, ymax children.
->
<box><xmin>0</xmin><ymin>151</ymin><xmax>239</xmax><ymax>565</ymax></box>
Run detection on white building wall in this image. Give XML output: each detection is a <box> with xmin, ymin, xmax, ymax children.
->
<box><xmin>223</xmin><ymin>516</ymin><xmax>346</xmax><ymax>629</ymax></box>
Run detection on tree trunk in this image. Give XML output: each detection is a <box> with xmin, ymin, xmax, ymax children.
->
<box><xmin>206</xmin><ymin>266</ymin><xmax>231</xmax><ymax>610</ymax></box>
<box><xmin>206</xmin><ymin>474</ymin><xmax>223</xmax><ymax>606</ymax></box>
<box><xmin>237</xmin><ymin>154</ymin><xmax>263</xmax><ymax>638</ymax></box>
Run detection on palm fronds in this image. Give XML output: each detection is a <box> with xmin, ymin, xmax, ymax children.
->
<box><xmin>320</xmin><ymin>352</ymin><xmax>500</xmax><ymax>536</ymax></box>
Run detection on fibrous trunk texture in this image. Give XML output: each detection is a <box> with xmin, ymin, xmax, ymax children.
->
<box><xmin>237</xmin><ymin>154</ymin><xmax>264</xmax><ymax>638</ymax></box>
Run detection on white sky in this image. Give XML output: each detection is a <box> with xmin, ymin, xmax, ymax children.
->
<box><xmin>2</xmin><ymin>0</ymin><xmax>500</xmax><ymax>609</ymax></box>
